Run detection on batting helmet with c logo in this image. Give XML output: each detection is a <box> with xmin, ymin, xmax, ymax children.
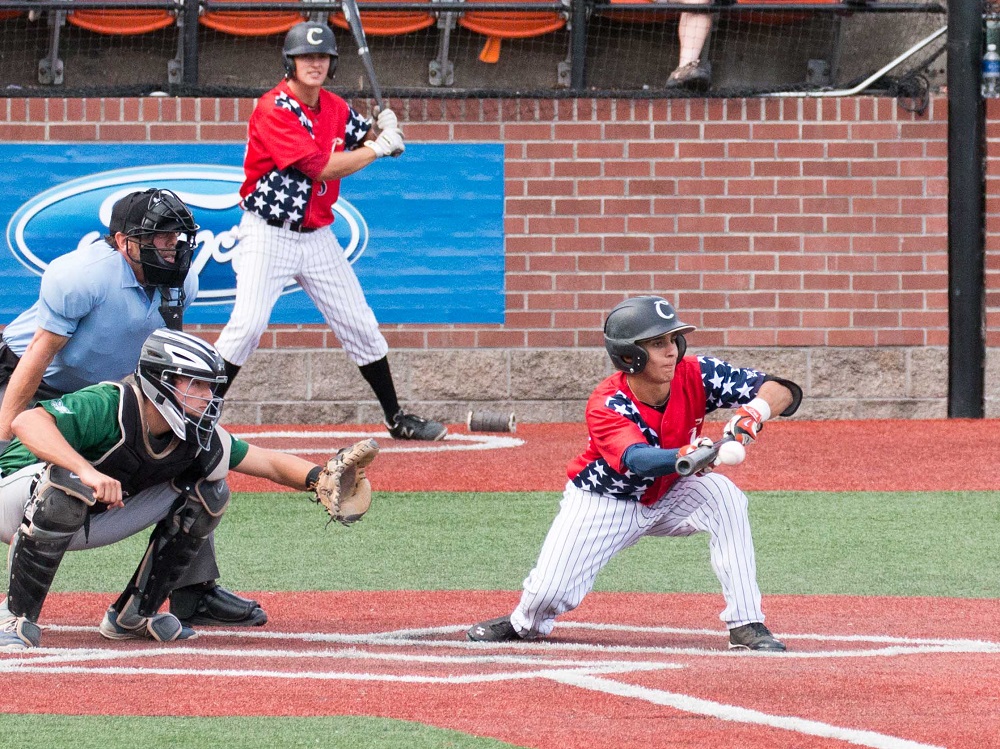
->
<box><xmin>603</xmin><ymin>296</ymin><xmax>697</xmax><ymax>374</ymax></box>
<box><xmin>283</xmin><ymin>22</ymin><xmax>339</xmax><ymax>80</ymax></box>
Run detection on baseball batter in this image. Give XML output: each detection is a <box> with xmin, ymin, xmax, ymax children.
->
<box><xmin>213</xmin><ymin>21</ymin><xmax>446</xmax><ymax>441</ymax></box>
<box><xmin>468</xmin><ymin>296</ymin><xmax>802</xmax><ymax>651</ymax></box>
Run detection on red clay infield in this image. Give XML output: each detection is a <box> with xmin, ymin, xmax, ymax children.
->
<box><xmin>228</xmin><ymin>418</ymin><xmax>999</xmax><ymax>493</ymax></box>
<box><xmin>2</xmin><ymin>418</ymin><xmax>998</xmax><ymax>749</ymax></box>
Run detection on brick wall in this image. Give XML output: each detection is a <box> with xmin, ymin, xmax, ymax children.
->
<box><xmin>2</xmin><ymin>95</ymin><xmax>997</xmax><ymax>421</ymax></box>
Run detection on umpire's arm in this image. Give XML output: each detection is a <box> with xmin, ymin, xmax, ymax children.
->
<box><xmin>0</xmin><ymin>329</ymin><xmax>69</xmax><ymax>440</ymax></box>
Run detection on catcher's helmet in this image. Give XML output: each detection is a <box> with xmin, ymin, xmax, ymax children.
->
<box><xmin>112</xmin><ymin>188</ymin><xmax>199</xmax><ymax>288</ymax></box>
<box><xmin>137</xmin><ymin>329</ymin><xmax>228</xmax><ymax>451</ymax></box>
<box><xmin>604</xmin><ymin>296</ymin><xmax>696</xmax><ymax>374</ymax></box>
<box><xmin>283</xmin><ymin>21</ymin><xmax>338</xmax><ymax>80</ymax></box>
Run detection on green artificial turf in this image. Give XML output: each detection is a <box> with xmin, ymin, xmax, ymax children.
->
<box><xmin>46</xmin><ymin>490</ymin><xmax>1000</xmax><ymax>598</ymax></box>
<box><xmin>0</xmin><ymin>715</ymin><xmax>522</xmax><ymax>749</ymax></box>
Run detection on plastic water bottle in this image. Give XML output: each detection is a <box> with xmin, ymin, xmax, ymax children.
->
<box><xmin>983</xmin><ymin>43</ymin><xmax>1000</xmax><ymax>98</ymax></box>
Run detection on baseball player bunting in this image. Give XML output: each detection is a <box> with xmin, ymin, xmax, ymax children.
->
<box><xmin>213</xmin><ymin>21</ymin><xmax>445</xmax><ymax>442</ymax></box>
<box><xmin>468</xmin><ymin>296</ymin><xmax>802</xmax><ymax>651</ymax></box>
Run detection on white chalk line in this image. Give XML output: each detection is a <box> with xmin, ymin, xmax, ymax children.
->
<box><xmin>2</xmin><ymin>621</ymin><xmax>984</xmax><ymax>749</ymax></box>
<box><xmin>233</xmin><ymin>430</ymin><xmax>524</xmax><ymax>454</ymax></box>
<box><xmin>551</xmin><ymin>672</ymin><xmax>945</xmax><ymax>749</ymax></box>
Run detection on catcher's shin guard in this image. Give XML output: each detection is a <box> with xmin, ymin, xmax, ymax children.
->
<box><xmin>113</xmin><ymin>478</ymin><xmax>230</xmax><ymax>618</ymax></box>
<box><xmin>7</xmin><ymin>466</ymin><xmax>93</xmax><ymax>621</ymax></box>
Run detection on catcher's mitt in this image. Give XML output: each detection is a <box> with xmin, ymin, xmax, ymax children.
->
<box><xmin>314</xmin><ymin>438</ymin><xmax>380</xmax><ymax>526</ymax></box>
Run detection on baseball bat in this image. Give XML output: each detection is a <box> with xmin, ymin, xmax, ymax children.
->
<box><xmin>341</xmin><ymin>0</ymin><xmax>385</xmax><ymax>112</ymax></box>
<box><xmin>675</xmin><ymin>437</ymin><xmax>734</xmax><ymax>478</ymax></box>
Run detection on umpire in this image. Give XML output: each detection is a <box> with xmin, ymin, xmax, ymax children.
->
<box><xmin>0</xmin><ymin>189</ymin><xmax>266</xmax><ymax>628</ymax></box>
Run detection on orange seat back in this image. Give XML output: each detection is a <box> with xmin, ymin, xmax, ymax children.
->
<box><xmin>329</xmin><ymin>0</ymin><xmax>436</xmax><ymax>36</ymax></box>
<box><xmin>458</xmin><ymin>0</ymin><xmax>566</xmax><ymax>39</ymax></box>
<box><xmin>67</xmin><ymin>7</ymin><xmax>174</xmax><ymax>35</ymax></box>
<box><xmin>200</xmin><ymin>0</ymin><xmax>307</xmax><ymax>36</ymax></box>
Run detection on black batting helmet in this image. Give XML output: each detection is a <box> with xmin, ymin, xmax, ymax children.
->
<box><xmin>111</xmin><ymin>188</ymin><xmax>199</xmax><ymax>288</ymax></box>
<box><xmin>604</xmin><ymin>296</ymin><xmax>696</xmax><ymax>375</ymax></box>
<box><xmin>283</xmin><ymin>22</ymin><xmax>338</xmax><ymax>80</ymax></box>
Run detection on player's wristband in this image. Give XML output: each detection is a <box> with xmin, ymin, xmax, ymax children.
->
<box><xmin>745</xmin><ymin>397</ymin><xmax>771</xmax><ymax>422</ymax></box>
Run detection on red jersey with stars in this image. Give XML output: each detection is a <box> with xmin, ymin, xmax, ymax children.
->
<box><xmin>241</xmin><ymin>80</ymin><xmax>370</xmax><ymax>229</ymax></box>
<box><xmin>567</xmin><ymin>358</ymin><xmax>708</xmax><ymax>505</ymax></box>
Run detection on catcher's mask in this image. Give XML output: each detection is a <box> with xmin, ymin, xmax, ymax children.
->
<box><xmin>111</xmin><ymin>188</ymin><xmax>199</xmax><ymax>288</ymax></box>
<box><xmin>137</xmin><ymin>329</ymin><xmax>228</xmax><ymax>451</ymax></box>
<box><xmin>283</xmin><ymin>22</ymin><xmax>338</xmax><ymax>80</ymax></box>
<box><xmin>604</xmin><ymin>296</ymin><xmax>696</xmax><ymax>375</ymax></box>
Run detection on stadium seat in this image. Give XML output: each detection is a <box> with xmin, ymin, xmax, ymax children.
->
<box><xmin>66</xmin><ymin>5</ymin><xmax>175</xmax><ymax>35</ymax></box>
<box><xmin>457</xmin><ymin>0</ymin><xmax>567</xmax><ymax>64</ymax></box>
<box><xmin>328</xmin><ymin>0</ymin><xmax>436</xmax><ymax>36</ymax></box>
<box><xmin>200</xmin><ymin>0</ymin><xmax>308</xmax><ymax>36</ymax></box>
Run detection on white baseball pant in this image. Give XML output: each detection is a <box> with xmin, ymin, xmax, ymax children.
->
<box><xmin>510</xmin><ymin>473</ymin><xmax>765</xmax><ymax>638</ymax></box>
<box><xmin>214</xmin><ymin>211</ymin><xmax>389</xmax><ymax>367</ymax></box>
<box><xmin>0</xmin><ymin>464</ymin><xmax>220</xmax><ymax>586</ymax></box>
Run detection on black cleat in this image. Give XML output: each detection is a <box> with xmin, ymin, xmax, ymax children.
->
<box><xmin>170</xmin><ymin>583</ymin><xmax>267</xmax><ymax>627</ymax></box>
<box><xmin>729</xmin><ymin>622</ymin><xmax>786</xmax><ymax>651</ymax></box>
<box><xmin>467</xmin><ymin>616</ymin><xmax>522</xmax><ymax>642</ymax></box>
<box><xmin>385</xmin><ymin>410</ymin><xmax>447</xmax><ymax>441</ymax></box>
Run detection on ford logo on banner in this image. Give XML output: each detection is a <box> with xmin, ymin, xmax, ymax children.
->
<box><xmin>5</xmin><ymin>164</ymin><xmax>369</xmax><ymax>306</ymax></box>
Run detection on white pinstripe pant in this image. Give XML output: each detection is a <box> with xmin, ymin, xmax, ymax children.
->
<box><xmin>510</xmin><ymin>473</ymin><xmax>765</xmax><ymax>638</ymax></box>
<box><xmin>214</xmin><ymin>211</ymin><xmax>389</xmax><ymax>367</ymax></box>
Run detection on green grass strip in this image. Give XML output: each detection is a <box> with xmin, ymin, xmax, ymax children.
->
<box><xmin>46</xmin><ymin>490</ymin><xmax>1000</xmax><ymax>598</ymax></box>
<box><xmin>0</xmin><ymin>715</ymin><xmax>521</xmax><ymax>749</ymax></box>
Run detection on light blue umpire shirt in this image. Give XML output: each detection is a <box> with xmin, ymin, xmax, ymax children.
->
<box><xmin>1</xmin><ymin>240</ymin><xmax>199</xmax><ymax>394</ymax></box>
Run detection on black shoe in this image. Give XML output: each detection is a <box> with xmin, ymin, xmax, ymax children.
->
<box><xmin>467</xmin><ymin>616</ymin><xmax>522</xmax><ymax>642</ymax></box>
<box><xmin>665</xmin><ymin>59</ymin><xmax>712</xmax><ymax>92</ymax></box>
<box><xmin>169</xmin><ymin>583</ymin><xmax>268</xmax><ymax>627</ymax></box>
<box><xmin>728</xmin><ymin>622</ymin><xmax>786</xmax><ymax>651</ymax></box>
<box><xmin>385</xmin><ymin>409</ymin><xmax>447</xmax><ymax>441</ymax></box>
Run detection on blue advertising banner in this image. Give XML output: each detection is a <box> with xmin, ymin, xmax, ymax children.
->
<box><xmin>1</xmin><ymin>144</ymin><xmax>504</xmax><ymax>325</ymax></box>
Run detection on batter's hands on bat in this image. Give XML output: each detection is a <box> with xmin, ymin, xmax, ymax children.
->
<box><xmin>376</xmin><ymin>107</ymin><xmax>398</xmax><ymax>132</ymax></box>
<box><xmin>723</xmin><ymin>403</ymin><xmax>765</xmax><ymax>446</ymax></box>
<box><xmin>364</xmin><ymin>128</ymin><xmax>405</xmax><ymax>158</ymax></box>
<box><xmin>678</xmin><ymin>436</ymin><xmax>717</xmax><ymax>475</ymax></box>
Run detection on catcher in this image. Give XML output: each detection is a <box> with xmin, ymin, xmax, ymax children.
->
<box><xmin>0</xmin><ymin>328</ymin><xmax>378</xmax><ymax>650</ymax></box>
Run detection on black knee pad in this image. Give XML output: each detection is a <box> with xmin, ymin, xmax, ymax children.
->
<box><xmin>170</xmin><ymin>477</ymin><xmax>230</xmax><ymax>538</ymax></box>
<box><xmin>25</xmin><ymin>465</ymin><xmax>92</xmax><ymax>537</ymax></box>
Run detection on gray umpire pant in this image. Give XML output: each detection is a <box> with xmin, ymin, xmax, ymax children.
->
<box><xmin>0</xmin><ymin>463</ymin><xmax>220</xmax><ymax>587</ymax></box>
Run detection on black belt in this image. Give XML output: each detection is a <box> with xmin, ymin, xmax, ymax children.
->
<box><xmin>266</xmin><ymin>218</ymin><xmax>317</xmax><ymax>234</ymax></box>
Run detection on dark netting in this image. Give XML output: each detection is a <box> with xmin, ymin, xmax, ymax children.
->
<box><xmin>0</xmin><ymin>1</ymin><xmax>947</xmax><ymax>98</ymax></box>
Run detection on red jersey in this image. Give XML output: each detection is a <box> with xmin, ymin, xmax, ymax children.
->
<box><xmin>241</xmin><ymin>80</ymin><xmax>369</xmax><ymax>229</ymax></box>
<box><xmin>567</xmin><ymin>358</ymin><xmax>708</xmax><ymax>505</ymax></box>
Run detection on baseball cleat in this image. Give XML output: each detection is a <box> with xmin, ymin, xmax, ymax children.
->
<box><xmin>728</xmin><ymin>622</ymin><xmax>786</xmax><ymax>652</ymax></box>
<box><xmin>467</xmin><ymin>616</ymin><xmax>522</xmax><ymax>642</ymax></box>
<box><xmin>0</xmin><ymin>615</ymin><xmax>41</xmax><ymax>650</ymax></box>
<box><xmin>170</xmin><ymin>583</ymin><xmax>268</xmax><ymax>627</ymax></box>
<box><xmin>99</xmin><ymin>606</ymin><xmax>197</xmax><ymax>642</ymax></box>
<box><xmin>386</xmin><ymin>410</ymin><xmax>447</xmax><ymax>441</ymax></box>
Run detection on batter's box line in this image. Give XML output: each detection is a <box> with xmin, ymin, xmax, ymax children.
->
<box><xmin>233</xmin><ymin>430</ymin><xmax>524</xmax><ymax>453</ymax></box>
<box><xmin>36</xmin><ymin>622</ymin><xmax>1000</xmax><ymax>660</ymax></box>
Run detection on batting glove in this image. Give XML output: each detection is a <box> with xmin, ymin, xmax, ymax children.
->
<box><xmin>678</xmin><ymin>436</ymin><xmax>717</xmax><ymax>475</ymax></box>
<box><xmin>723</xmin><ymin>397</ymin><xmax>770</xmax><ymax>446</ymax></box>
<box><xmin>364</xmin><ymin>128</ymin><xmax>405</xmax><ymax>158</ymax></box>
<box><xmin>376</xmin><ymin>107</ymin><xmax>398</xmax><ymax>132</ymax></box>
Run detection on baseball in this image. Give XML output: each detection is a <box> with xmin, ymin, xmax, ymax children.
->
<box><xmin>717</xmin><ymin>440</ymin><xmax>746</xmax><ymax>466</ymax></box>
